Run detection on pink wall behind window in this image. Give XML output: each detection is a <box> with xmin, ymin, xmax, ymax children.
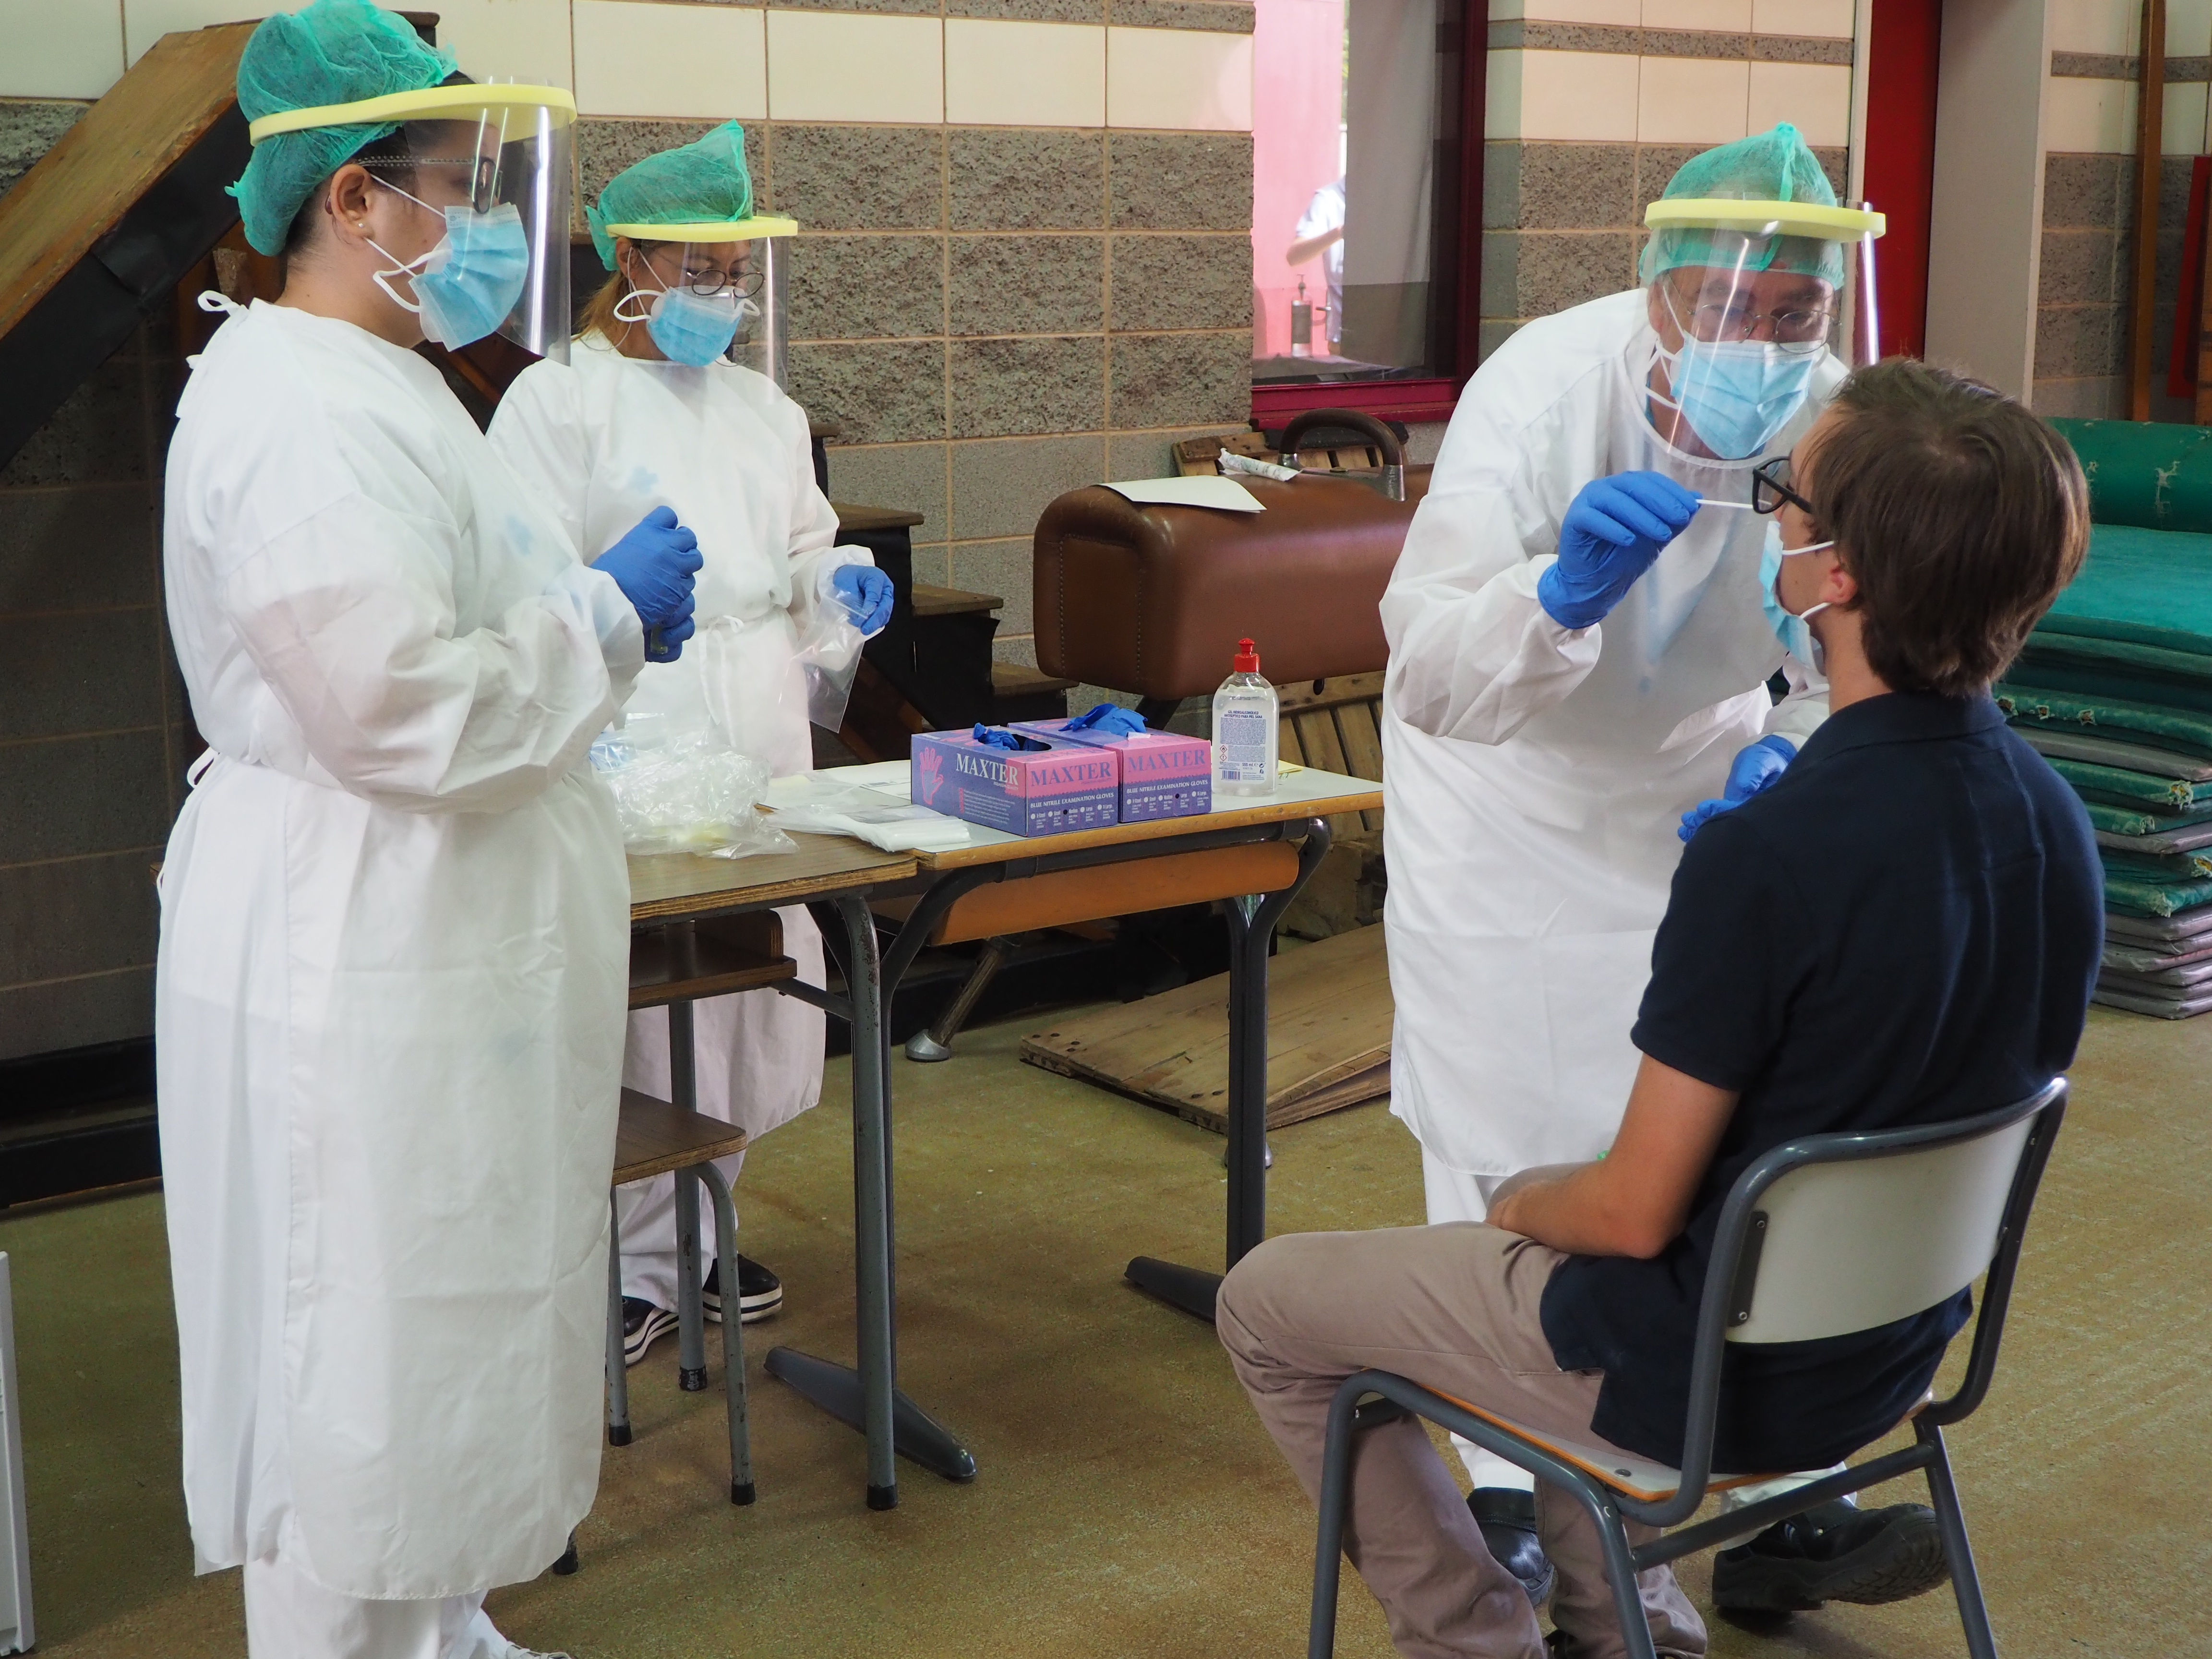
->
<box><xmin>1252</xmin><ymin>0</ymin><xmax>1344</xmax><ymax>361</ymax></box>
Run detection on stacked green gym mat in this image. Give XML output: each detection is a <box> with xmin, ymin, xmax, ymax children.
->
<box><xmin>2000</xmin><ymin>419</ymin><xmax>2212</xmax><ymax>1018</ymax></box>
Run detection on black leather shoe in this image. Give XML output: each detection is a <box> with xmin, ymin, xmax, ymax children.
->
<box><xmin>621</xmin><ymin>1297</ymin><xmax>676</xmax><ymax>1367</ymax></box>
<box><xmin>1711</xmin><ymin>1500</ymin><xmax>1949</xmax><ymax>1614</ymax></box>
<box><xmin>1468</xmin><ymin>1487</ymin><xmax>1555</xmax><ymax>1607</ymax></box>
<box><xmin>700</xmin><ymin>1255</ymin><xmax>783</xmax><ymax>1324</ymax></box>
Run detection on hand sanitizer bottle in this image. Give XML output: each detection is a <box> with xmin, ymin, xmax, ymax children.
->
<box><xmin>1212</xmin><ymin>637</ymin><xmax>1278</xmax><ymax>796</ymax></box>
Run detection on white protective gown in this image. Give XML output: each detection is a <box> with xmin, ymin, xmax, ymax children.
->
<box><xmin>158</xmin><ymin>300</ymin><xmax>644</xmax><ymax>1599</ymax></box>
<box><xmin>1382</xmin><ymin>288</ymin><xmax>1840</xmax><ymax>1178</ymax></box>
<box><xmin>489</xmin><ymin>335</ymin><xmax>868</xmax><ymax>1303</ymax></box>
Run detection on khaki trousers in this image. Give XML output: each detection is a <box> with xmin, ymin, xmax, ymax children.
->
<box><xmin>1216</xmin><ymin>1223</ymin><xmax>1706</xmax><ymax>1659</ymax></box>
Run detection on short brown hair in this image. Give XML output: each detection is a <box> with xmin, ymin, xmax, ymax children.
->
<box><xmin>1809</xmin><ymin>358</ymin><xmax>2089</xmax><ymax>697</ymax></box>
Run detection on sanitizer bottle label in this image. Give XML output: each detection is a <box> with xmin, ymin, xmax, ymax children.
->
<box><xmin>1218</xmin><ymin>709</ymin><xmax>1269</xmax><ymax>781</ymax></box>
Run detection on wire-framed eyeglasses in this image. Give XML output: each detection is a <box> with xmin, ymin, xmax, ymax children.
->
<box><xmin>638</xmin><ymin>245</ymin><xmax>765</xmax><ymax>300</ymax></box>
<box><xmin>1684</xmin><ymin>301</ymin><xmax>1834</xmax><ymax>353</ymax></box>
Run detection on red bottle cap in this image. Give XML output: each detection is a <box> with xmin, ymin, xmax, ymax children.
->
<box><xmin>1234</xmin><ymin>637</ymin><xmax>1259</xmax><ymax>673</ymax></box>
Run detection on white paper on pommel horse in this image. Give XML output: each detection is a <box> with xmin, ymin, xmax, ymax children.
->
<box><xmin>1102</xmin><ymin>476</ymin><xmax>1265</xmax><ymax>513</ymax></box>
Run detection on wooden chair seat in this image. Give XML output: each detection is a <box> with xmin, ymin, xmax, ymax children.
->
<box><xmin>613</xmin><ymin>1088</ymin><xmax>748</xmax><ymax>1187</ymax></box>
<box><xmin>1416</xmin><ymin>1386</ymin><xmax>1780</xmax><ymax>1506</ymax></box>
<box><xmin>629</xmin><ymin>912</ymin><xmax>795</xmax><ymax>1010</ymax></box>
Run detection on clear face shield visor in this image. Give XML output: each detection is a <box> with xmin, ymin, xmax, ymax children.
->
<box><xmin>604</xmin><ymin>218</ymin><xmax>794</xmax><ymax>381</ymax></box>
<box><xmin>253</xmin><ymin>86</ymin><xmax>577</xmax><ymax>361</ymax></box>
<box><xmin>1640</xmin><ymin>198</ymin><xmax>1886</xmax><ymax>460</ymax></box>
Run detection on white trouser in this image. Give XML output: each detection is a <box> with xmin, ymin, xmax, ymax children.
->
<box><xmin>616</xmin><ymin>910</ymin><xmax>826</xmax><ymax>1311</ymax></box>
<box><xmin>243</xmin><ymin>1558</ymin><xmax>520</xmax><ymax>1659</ymax></box>
<box><xmin>1419</xmin><ymin>1150</ymin><xmax>1843</xmax><ymax>1514</ymax></box>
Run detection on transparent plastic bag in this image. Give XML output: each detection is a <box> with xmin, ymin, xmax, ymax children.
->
<box><xmin>696</xmin><ymin>613</ymin><xmax>804</xmax><ymax>760</ymax></box>
<box><xmin>795</xmin><ymin>605</ymin><xmax>866</xmax><ymax>733</ymax></box>
<box><xmin>589</xmin><ymin>725</ymin><xmax>796</xmax><ymax>859</ymax></box>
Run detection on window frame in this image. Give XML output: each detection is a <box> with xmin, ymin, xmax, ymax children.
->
<box><xmin>1249</xmin><ymin>1</ymin><xmax>1485</xmax><ymax>428</ymax></box>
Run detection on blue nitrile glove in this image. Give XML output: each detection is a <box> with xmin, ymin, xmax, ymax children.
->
<box><xmin>1537</xmin><ymin>470</ymin><xmax>1702</xmax><ymax>629</ymax></box>
<box><xmin>594</xmin><ymin>505</ymin><xmax>702</xmax><ymax>629</ymax></box>
<box><xmin>1678</xmin><ymin>734</ymin><xmax>1797</xmax><ymax>842</ymax></box>
<box><xmin>971</xmin><ymin>724</ymin><xmax>1047</xmax><ymax>751</ymax></box>
<box><xmin>645</xmin><ymin>593</ymin><xmax>696</xmax><ymax>664</ymax></box>
<box><xmin>1067</xmin><ymin>702</ymin><xmax>1147</xmax><ymax>736</ymax></box>
<box><xmin>830</xmin><ymin>565</ymin><xmax>894</xmax><ymax>636</ymax></box>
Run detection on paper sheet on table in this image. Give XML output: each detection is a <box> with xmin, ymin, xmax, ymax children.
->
<box><xmin>766</xmin><ymin>777</ymin><xmax>972</xmax><ymax>851</ymax></box>
<box><xmin>1102</xmin><ymin>476</ymin><xmax>1265</xmax><ymax>513</ymax></box>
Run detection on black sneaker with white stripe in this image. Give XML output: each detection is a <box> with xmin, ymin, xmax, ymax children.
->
<box><xmin>621</xmin><ymin>1297</ymin><xmax>676</xmax><ymax>1367</ymax></box>
<box><xmin>701</xmin><ymin>1255</ymin><xmax>783</xmax><ymax>1324</ymax></box>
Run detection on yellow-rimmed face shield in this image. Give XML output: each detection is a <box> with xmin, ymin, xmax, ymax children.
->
<box><xmin>249</xmin><ymin>85</ymin><xmax>577</xmax><ymax>359</ymax></box>
<box><xmin>1640</xmin><ymin>197</ymin><xmax>1886</xmax><ymax>459</ymax></box>
<box><xmin>1644</xmin><ymin>198</ymin><xmax>1887</xmax><ymax>368</ymax></box>
<box><xmin>603</xmin><ymin>217</ymin><xmax>795</xmax><ymax>379</ymax></box>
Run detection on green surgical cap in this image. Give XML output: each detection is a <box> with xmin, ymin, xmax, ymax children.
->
<box><xmin>586</xmin><ymin>121</ymin><xmax>755</xmax><ymax>269</ymax></box>
<box><xmin>228</xmin><ymin>0</ymin><xmax>456</xmax><ymax>255</ymax></box>
<box><xmin>1639</xmin><ymin>122</ymin><xmax>1844</xmax><ymax>288</ymax></box>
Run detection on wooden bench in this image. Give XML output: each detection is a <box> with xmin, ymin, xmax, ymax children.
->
<box><xmin>1276</xmin><ymin>672</ymin><xmax>1387</xmax><ymax>938</ymax></box>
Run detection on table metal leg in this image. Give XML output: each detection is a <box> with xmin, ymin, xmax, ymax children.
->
<box><xmin>1126</xmin><ymin>818</ymin><xmax>1334</xmax><ymax>1321</ymax></box>
<box><xmin>667</xmin><ymin>924</ymin><xmax>709</xmax><ymax>1393</ymax></box>
<box><xmin>766</xmin><ymin>893</ymin><xmax>977</xmax><ymax>1501</ymax></box>
<box><xmin>606</xmin><ymin>1191</ymin><xmax>632</xmax><ymax>1446</ymax></box>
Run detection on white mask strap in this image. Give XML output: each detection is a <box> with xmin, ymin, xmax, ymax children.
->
<box><xmin>363</xmin><ymin>180</ymin><xmax>442</xmax><ymax>315</ymax></box>
<box><xmin>1777</xmin><ymin>537</ymin><xmax>1837</xmax><ymax>622</ymax></box>
<box><xmin>613</xmin><ymin>257</ymin><xmax>671</xmax><ymax>324</ymax></box>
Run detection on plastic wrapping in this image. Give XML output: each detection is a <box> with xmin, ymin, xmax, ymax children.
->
<box><xmin>589</xmin><ymin>720</ymin><xmax>795</xmax><ymax>858</ymax></box>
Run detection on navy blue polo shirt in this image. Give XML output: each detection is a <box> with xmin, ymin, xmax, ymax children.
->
<box><xmin>1539</xmin><ymin>691</ymin><xmax>2102</xmax><ymax>1473</ymax></box>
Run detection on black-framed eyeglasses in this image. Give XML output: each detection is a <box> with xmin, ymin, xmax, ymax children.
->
<box><xmin>1752</xmin><ymin>457</ymin><xmax>1816</xmax><ymax>517</ymax></box>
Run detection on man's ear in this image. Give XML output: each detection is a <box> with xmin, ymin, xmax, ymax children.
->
<box><xmin>1822</xmin><ymin>549</ymin><xmax>1860</xmax><ymax>610</ymax></box>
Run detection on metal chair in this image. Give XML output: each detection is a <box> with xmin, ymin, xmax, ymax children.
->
<box><xmin>1308</xmin><ymin>1080</ymin><xmax>2069</xmax><ymax>1659</ymax></box>
<box><xmin>603</xmin><ymin>1089</ymin><xmax>754</xmax><ymax>1506</ymax></box>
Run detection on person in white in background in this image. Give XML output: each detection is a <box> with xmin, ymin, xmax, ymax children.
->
<box><xmin>1380</xmin><ymin>122</ymin><xmax>1950</xmax><ymax>1616</ymax></box>
<box><xmin>157</xmin><ymin>5</ymin><xmax>701</xmax><ymax>1654</ymax></box>
<box><xmin>1287</xmin><ymin>173</ymin><xmax>1346</xmax><ymax>353</ymax></box>
<box><xmin>491</xmin><ymin>122</ymin><xmax>892</xmax><ymax>1367</ymax></box>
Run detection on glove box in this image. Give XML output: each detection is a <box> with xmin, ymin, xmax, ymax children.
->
<box><xmin>1031</xmin><ymin>468</ymin><xmax>1431</xmax><ymax>700</ymax></box>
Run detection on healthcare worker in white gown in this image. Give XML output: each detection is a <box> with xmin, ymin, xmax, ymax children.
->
<box><xmin>156</xmin><ymin>7</ymin><xmax>702</xmax><ymax>1654</ymax></box>
<box><xmin>490</xmin><ymin>123</ymin><xmax>893</xmax><ymax>1364</ymax></box>
<box><xmin>1382</xmin><ymin>125</ymin><xmax>1948</xmax><ymax>1614</ymax></box>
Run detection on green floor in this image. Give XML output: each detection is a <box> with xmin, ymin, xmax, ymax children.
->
<box><xmin>5</xmin><ymin>1003</ymin><xmax>2203</xmax><ymax>1658</ymax></box>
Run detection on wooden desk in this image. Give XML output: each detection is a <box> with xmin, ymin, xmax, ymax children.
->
<box><xmin>757</xmin><ymin>766</ymin><xmax>1382</xmax><ymax>1489</ymax></box>
<box><xmin>627</xmin><ymin>834</ymin><xmax>920</xmax><ymax>1509</ymax></box>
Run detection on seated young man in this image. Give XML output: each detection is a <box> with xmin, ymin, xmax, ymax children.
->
<box><xmin>1217</xmin><ymin>357</ymin><xmax>2102</xmax><ymax>1659</ymax></box>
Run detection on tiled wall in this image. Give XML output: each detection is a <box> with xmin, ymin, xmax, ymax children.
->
<box><xmin>0</xmin><ymin>1</ymin><xmax>1257</xmax><ymax>1059</ymax></box>
<box><xmin>1481</xmin><ymin>0</ymin><xmax>1854</xmax><ymax>354</ymax></box>
<box><xmin>2037</xmin><ymin>0</ymin><xmax>2212</xmax><ymax>419</ymax></box>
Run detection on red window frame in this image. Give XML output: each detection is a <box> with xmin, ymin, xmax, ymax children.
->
<box><xmin>1250</xmin><ymin>1</ymin><xmax>1485</xmax><ymax>429</ymax></box>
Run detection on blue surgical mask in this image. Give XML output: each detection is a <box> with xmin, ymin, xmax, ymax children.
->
<box><xmin>368</xmin><ymin>184</ymin><xmax>529</xmax><ymax>349</ymax></box>
<box><xmin>615</xmin><ymin>269</ymin><xmax>753</xmax><ymax>367</ymax></box>
<box><xmin>647</xmin><ymin>288</ymin><xmax>745</xmax><ymax>366</ymax></box>
<box><xmin>1759</xmin><ymin>519</ymin><xmax>1835</xmax><ymax>672</ymax></box>
<box><xmin>1653</xmin><ymin>290</ymin><xmax>1823</xmax><ymax>460</ymax></box>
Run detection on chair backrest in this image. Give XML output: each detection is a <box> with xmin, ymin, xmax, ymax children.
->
<box><xmin>1724</xmin><ymin>1088</ymin><xmax>2056</xmax><ymax>1346</ymax></box>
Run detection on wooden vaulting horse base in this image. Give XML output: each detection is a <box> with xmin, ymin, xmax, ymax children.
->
<box><xmin>1023</xmin><ymin>922</ymin><xmax>1393</xmax><ymax>1134</ymax></box>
